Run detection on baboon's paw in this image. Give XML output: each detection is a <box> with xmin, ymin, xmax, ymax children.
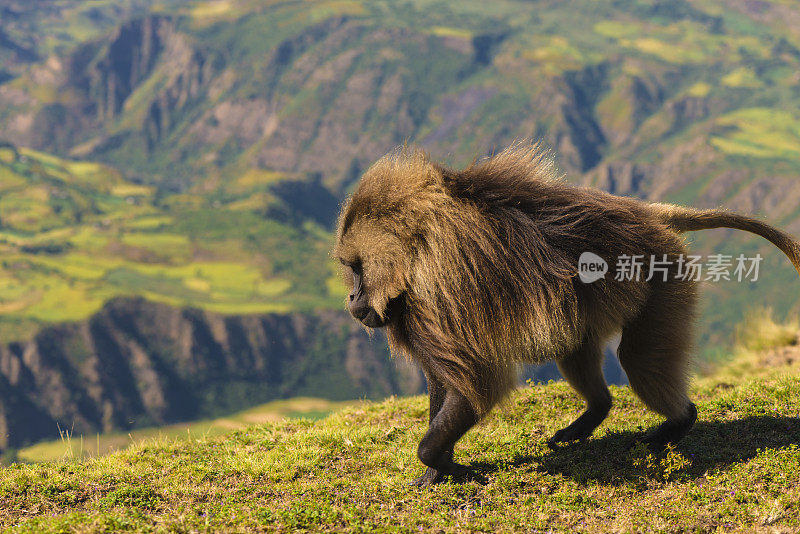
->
<box><xmin>410</xmin><ymin>463</ymin><xmax>474</xmax><ymax>487</ymax></box>
<box><xmin>634</xmin><ymin>402</ymin><xmax>698</xmax><ymax>452</ymax></box>
<box><xmin>547</xmin><ymin>409</ymin><xmax>607</xmax><ymax>448</ymax></box>
<box><xmin>547</xmin><ymin>424</ymin><xmax>594</xmax><ymax>448</ymax></box>
<box><xmin>410</xmin><ymin>467</ymin><xmax>446</xmax><ymax>487</ymax></box>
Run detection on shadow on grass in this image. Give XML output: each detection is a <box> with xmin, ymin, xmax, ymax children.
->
<box><xmin>475</xmin><ymin>416</ymin><xmax>800</xmax><ymax>484</ymax></box>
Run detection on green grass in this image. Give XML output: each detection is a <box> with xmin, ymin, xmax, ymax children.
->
<box><xmin>735</xmin><ymin>307</ymin><xmax>799</xmax><ymax>353</ymax></box>
<box><xmin>2</xmin><ymin>344</ymin><xmax>800</xmax><ymax>531</ymax></box>
<box><xmin>15</xmin><ymin>398</ymin><xmax>358</xmax><ymax>464</ymax></box>
<box><xmin>593</xmin><ymin>16</ymin><xmax>742</xmax><ymax>64</ymax></box>
<box><xmin>425</xmin><ymin>26</ymin><xmax>474</xmax><ymax>39</ymax></box>
<box><xmin>721</xmin><ymin>67</ymin><xmax>763</xmax><ymax>88</ymax></box>
<box><xmin>686</xmin><ymin>81</ymin><xmax>712</xmax><ymax>97</ymax></box>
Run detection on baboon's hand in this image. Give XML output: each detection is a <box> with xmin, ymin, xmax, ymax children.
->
<box><xmin>410</xmin><ymin>467</ymin><xmax>447</xmax><ymax>487</ymax></box>
<box><xmin>548</xmin><ymin>419</ymin><xmax>597</xmax><ymax>448</ymax></box>
<box><xmin>409</xmin><ymin>463</ymin><xmax>472</xmax><ymax>487</ymax></box>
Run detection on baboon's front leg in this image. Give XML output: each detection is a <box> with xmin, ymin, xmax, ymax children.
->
<box><xmin>411</xmin><ymin>387</ymin><xmax>478</xmax><ymax>486</ymax></box>
<box><xmin>425</xmin><ymin>372</ymin><xmax>447</xmax><ymax>425</ymax></box>
<box><xmin>411</xmin><ymin>374</ymin><xmax>449</xmax><ymax>486</ymax></box>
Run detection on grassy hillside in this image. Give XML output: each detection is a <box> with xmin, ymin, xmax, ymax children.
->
<box><xmin>0</xmin><ymin>144</ymin><xmax>343</xmax><ymax>341</ymax></box>
<box><xmin>13</xmin><ymin>397</ymin><xmax>357</xmax><ymax>464</ymax></box>
<box><xmin>2</xmin><ymin>317</ymin><xmax>800</xmax><ymax>532</ymax></box>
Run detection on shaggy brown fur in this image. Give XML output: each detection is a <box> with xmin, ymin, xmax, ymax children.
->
<box><xmin>333</xmin><ymin>143</ymin><xmax>800</xmax><ymax>485</ymax></box>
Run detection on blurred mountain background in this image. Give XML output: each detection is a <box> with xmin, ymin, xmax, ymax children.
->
<box><xmin>1</xmin><ymin>0</ymin><xmax>799</xmax><ymax>451</ymax></box>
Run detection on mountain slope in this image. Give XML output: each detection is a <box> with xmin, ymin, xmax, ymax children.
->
<box><xmin>2</xmin><ymin>0</ymin><xmax>799</xmax><ymax>191</ymax></box>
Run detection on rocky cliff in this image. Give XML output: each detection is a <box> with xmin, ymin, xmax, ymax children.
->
<box><xmin>0</xmin><ymin>298</ymin><xmax>422</xmax><ymax>450</ymax></box>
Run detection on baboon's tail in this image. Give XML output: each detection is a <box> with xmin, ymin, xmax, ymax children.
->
<box><xmin>651</xmin><ymin>202</ymin><xmax>800</xmax><ymax>276</ymax></box>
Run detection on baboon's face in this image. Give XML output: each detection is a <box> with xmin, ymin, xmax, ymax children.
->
<box><xmin>335</xmin><ymin>220</ymin><xmax>409</xmax><ymax>328</ymax></box>
<box><xmin>340</xmin><ymin>259</ymin><xmax>386</xmax><ymax>328</ymax></box>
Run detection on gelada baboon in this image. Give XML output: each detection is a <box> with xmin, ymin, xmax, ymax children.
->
<box><xmin>333</xmin><ymin>143</ymin><xmax>800</xmax><ymax>486</ymax></box>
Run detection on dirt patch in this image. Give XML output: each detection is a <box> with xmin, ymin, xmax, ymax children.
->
<box><xmin>759</xmin><ymin>334</ymin><xmax>800</xmax><ymax>368</ymax></box>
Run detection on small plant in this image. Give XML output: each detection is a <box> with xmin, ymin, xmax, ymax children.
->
<box><xmin>56</xmin><ymin>422</ymin><xmax>79</xmax><ymax>461</ymax></box>
<box><xmin>629</xmin><ymin>443</ymin><xmax>691</xmax><ymax>482</ymax></box>
<box><xmin>100</xmin><ymin>486</ymin><xmax>163</xmax><ymax>510</ymax></box>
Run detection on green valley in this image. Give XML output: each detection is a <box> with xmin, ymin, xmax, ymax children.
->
<box><xmin>3</xmin><ymin>0</ymin><xmax>800</xmax><ymax>354</ymax></box>
<box><xmin>0</xmin><ymin>144</ymin><xmax>342</xmax><ymax>342</ymax></box>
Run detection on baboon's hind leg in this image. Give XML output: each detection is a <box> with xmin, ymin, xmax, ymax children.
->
<box><xmin>617</xmin><ymin>281</ymin><xmax>698</xmax><ymax>450</ymax></box>
<box><xmin>548</xmin><ymin>337</ymin><xmax>612</xmax><ymax>447</ymax></box>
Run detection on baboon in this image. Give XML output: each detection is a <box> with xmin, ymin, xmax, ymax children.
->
<box><xmin>333</xmin><ymin>143</ymin><xmax>800</xmax><ymax>486</ymax></box>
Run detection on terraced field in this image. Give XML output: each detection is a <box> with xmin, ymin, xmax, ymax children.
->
<box><xmin>0</xmin><ymin>145</ymin><xmax>343</xmax><ymax>341</ymax></box>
